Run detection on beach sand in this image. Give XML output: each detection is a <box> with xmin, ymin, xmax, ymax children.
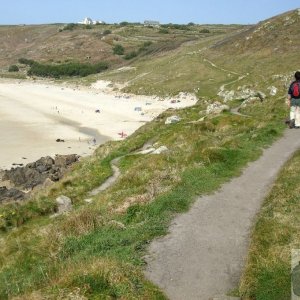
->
<box><xmin>0</xmin><ymin>79</ymin><xmax>197</xmax><ymax>170</ymax></box>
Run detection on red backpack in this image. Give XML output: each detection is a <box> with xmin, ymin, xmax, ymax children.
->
<box><xmin>292</xmin><ymin>82</ymin><xmax>300</xmax><ymax>97</ymax></box>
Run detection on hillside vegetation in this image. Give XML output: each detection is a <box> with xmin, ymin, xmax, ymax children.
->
<box><xmin>0</xmin><ymin>22</ymin><xmax>243</xmax><ymax>78</ymax></box>
<box><xmin>0</xmin><ymin>9</ymin><xmax>300</xmax><ymax>299</ymax></box>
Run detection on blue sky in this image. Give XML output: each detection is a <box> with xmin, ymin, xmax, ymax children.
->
<box><xmin>0</xmin><ymin>0</ymin><xmax>299</xmax><ymax>25</ymax></box>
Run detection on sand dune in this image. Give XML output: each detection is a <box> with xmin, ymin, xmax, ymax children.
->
<box><xmin>0</xmin><ymin>80</ymin><xmax>197</xmax><ymax>170</ymax></box>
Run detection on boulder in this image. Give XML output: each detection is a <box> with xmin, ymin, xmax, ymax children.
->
<box><xmin>0</xmin><ymin>186</ymin><xmax>25</xmax><ymax>202</ymax></box>
<box><xmin>218</xmin><ymin>90</ymin><xmax>235</xmax><ymax>102</ymax></box>
<box><xmin>56</xmin><ymin>195</ymin><xmax>72</xmax><ymax>214</ymax></box>
<box><xmin>54</xmin><ymin>154</ymin><xmax>78</xmax><ymax>167</ymax></box>
<box><xmin>268</xmin><ymin>86</ymin><xmax>278</xmax><ymax>96</ymax></box>
<box><xmin>165</xmin><ymin>115</ymin><xmax>181</xmax><ymax>124</ymax></box>
<box><xmin>1</xmin><ymin>154</ymin><xmax>79</xmax><ymax>202</ymax></box>
<box><xmin>3</xmin><ymin>167</ymin><xmax>46</xmax><ymax>189</ymax></box>
<box><xmin>206</xmin><ymin>102</ymin><xmax>230</xmax><ymax>114</ymax></box>
<box><xmin>152</xmin><ymin>146</ymin><xmax>169</xmax><ymax>154</ymax></box>
<box><xmin>137</xmin><ymin>148</ymin><xmax>156</xmax><ymax>155</ymax></box>
<box><xmin>35</xmin><ymin>156</ymin><xmax>54</xmax><ymax>173</ymax></box>
<box><xmin>42</xmin><ymin>178</ymin><xmax>55</xmax><ymax>188</ymax></box>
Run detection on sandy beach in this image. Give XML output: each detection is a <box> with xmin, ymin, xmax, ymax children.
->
<box><xmin>0</xmin><ymin>79</ymin><xmax>197</xmax><ymax>170</ymax></box>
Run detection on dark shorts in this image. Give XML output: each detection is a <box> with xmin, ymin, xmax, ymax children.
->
<box><xmin>291</xmin><ymin>98</ymin><xmax>300</xmax><ymax>106</ymax></box>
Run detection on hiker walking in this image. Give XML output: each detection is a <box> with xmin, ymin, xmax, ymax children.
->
<box><xmin>287</xmin><ymin>71</ymin><xmax>300</xmax><ymax>128</ymax></box>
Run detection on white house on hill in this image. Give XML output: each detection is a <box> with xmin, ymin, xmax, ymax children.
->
<box><xmin>78</xmin><ymin>17</ymin><xmax>104</xmax><ymax>25</ymax></box>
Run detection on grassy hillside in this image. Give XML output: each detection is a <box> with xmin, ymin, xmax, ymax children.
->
<box><xmin>0</xmin><ymin>9</ymin><xmax>300</xmax><ymax>299</ymax></box>
<box><xmin>0</xmin><ymin>22</ymin><xmax>243</xmax><ymax>77</ymax></box>
<box><xmin>89</xmin><ymin>9</ymin><xmax>300</xmax><ymax>98</ymax></box>
<box><xmin>0</xmin><ymin>93</ymin><xmax>287</xmax><ymax>299</ymax></box>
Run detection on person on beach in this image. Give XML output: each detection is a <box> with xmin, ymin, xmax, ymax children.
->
<box><xmin>287</xmin><ymin>71</ymin><xmax>300</xmax><ymax>129</ymax></box>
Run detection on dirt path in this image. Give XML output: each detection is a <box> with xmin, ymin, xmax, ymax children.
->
<box><xmin>145</xmin><ymin>129</ymin><xmax>300</xmax><ymax>300</ymax></box>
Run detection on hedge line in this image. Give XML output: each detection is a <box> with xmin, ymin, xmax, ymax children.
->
<box><xmin>27</xmin><ymin>61</ymin><xmax>108</xmax><ymax>78</ymax></box>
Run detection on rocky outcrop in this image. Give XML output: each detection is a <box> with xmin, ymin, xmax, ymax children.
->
<box><xmin>165</xmin><ymin>115</ymin><xmax>181</xmax><ymax>124</ymax></box>
<box><xmin>218</xmin><ymin>85</ymin><xmax>266</xmax><ymax>103</ymax></box>
<box><xmin>0</xmin><ymin>154</ymin><xmax>79</xmax><ymax>202</ymax></box>
<box><xmin>0</xmin><ymin>187</ymin><xmax>25</xmax><ymax>202</ymax></box>
<box><xmin>206</xmin><ymin>102</ymin><xmax>230</xmax><ymax>114</ymax></box>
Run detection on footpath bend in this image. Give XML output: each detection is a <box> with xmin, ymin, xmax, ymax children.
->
<box><xmin>145</xmin><ymin>129</ymin><xmax>300</xmax><ymax>300</ymax></box>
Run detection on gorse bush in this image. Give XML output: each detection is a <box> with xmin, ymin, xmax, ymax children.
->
<box><xmin>18</xmin><ymin>58</ymin><xmax>35</xmax><ymax>66</ymax></box>
<box><xmin>124</xmin><ymin>51</ymin><xmax>138</xmax><ymax>60</ymax></box>
<box><xmin>28</xmin><ymin>61</ymin><xmax>109</xmax><ymax>78</ymax></box>
<box><xmin>159</xmin><ymin>28</ymin><xmax>169</xmax><ymax>34</ymax></box>
<box><xmin>161</xmin><ymin>24</ymin><xmax>191</xmax><ymax>30</ymax></box>
<box><xmin>113</xmin><ymin>44</ymin><xmax>125</xmax><ymax>55</ymax></box>
<box><xmin>200</xmin><ymin>28</ymin><xmax>210</xmax><ymax>33</ymax></box>
<box><xmin>61</xmin><ymin>23</ymin><xmax>79</xmax><ymax>31</ymax></box>
<box><xmin>8</xmin><ymin>65</ymin><xmax>19</xmax><ymax>72</ymax></box>
<box><xmin>103</xmin><ymin>29</ymin><xmax>112</xmax><ymax>35</ymax></box>
<box><xmin>138</xmin><ymin>41</ymin><xmax>153</xmax><ymax>53</ymax></box>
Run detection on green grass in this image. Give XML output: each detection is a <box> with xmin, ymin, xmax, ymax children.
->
<box><xmin>240</xmin><ymin>150</ymin><xmax>300</xmax><ymax>300</ymax></box>
<box><xmin>0</xmin><ymin>92</ymin><xmax>288</xmax><ymax>299</ymax></box>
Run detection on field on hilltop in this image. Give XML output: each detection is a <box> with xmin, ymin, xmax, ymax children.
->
<box><xmin>1</xmin><ymin>9</ymin><xmax>300</xmax><ymax>299</ymax></box>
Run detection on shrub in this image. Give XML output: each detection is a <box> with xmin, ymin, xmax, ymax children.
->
<box><xmin>138</xmin><ymin>41</ymin><xmax>153</xmax><ymax>53</ymax></box>
<box><xmin>85</xmin><ymin>25</ymin><xmax>92</xmax><ymax>30</ymax></box>
<box><xmin>62</xmin><ymin>23</ymin><xmax>78</xmax><ymax>31</ymax></box>
<box><xmin>124</xmin><ymin>51</ymin><xmax>138</xmax><ymax>60</ymax></box>
<box><xmin>28</xmin><ymin>61</ymin><xmax>109</xmax><ymax>78</ymax></box>
<box><xmin>161</xmin><ymin>24</ymin><xmax>190</xmax><ymax>31</ymax></box>
<box><xmin>200</xmin><ymin>28</ymin><xmax>210</xmax><ymax>33</ymax></box>
<box><xmin>120</xmin><ymin>21</ymin><xmax>130</xmax><ymax>27</ymax></box>
<box><xmin>18</xmin><ymin>58</ymin><xmax>35</xmax><ymax>66</ymax></box>
<box><xmin>8</xmin><ymin>65</ymin><xmax>19</xmax><ymax>72</ymax></box>
<box><xmin>143</xmin><ymin>41</ymin><xmax>152</xmax><ymax>47</ymax></box>
<box><xmin>113</xmin><ymin>44</ymin><xmax>125</xmax><ymax>55</ymax></box>
<box><xmin>159</xmin><ymin>28</ymin><xmax>169</xmax><ymax>34</ymax></box>
<box><xmin>103</xmin><ymin>29</ymin><xmax>111</xmax><ymax>35</ymax></box>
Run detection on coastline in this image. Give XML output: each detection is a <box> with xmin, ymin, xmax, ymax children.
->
<box><xmin>0</xmin><ymin>78</ymin><xmax>197</xmax><ymax>170</ymax></box>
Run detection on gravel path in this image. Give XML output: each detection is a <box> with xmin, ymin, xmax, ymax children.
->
<box><xmin>145</xmin><ymin>129</ymin><xmax>300</xmax><ymax>300</ymax></box>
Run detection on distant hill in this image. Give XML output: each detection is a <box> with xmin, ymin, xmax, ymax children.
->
<box><xmin>1</xmin><ymin>10</ymin><xmax>299</xmax><ymax>99</ymax></box>
<box><xmin>206</xmin><ymin>9</ymin><xmax>300</xmax><ymax>82</ymax></box>
<box><xmin>212</xmin><ymin>9</ymin><xmax>300</xmax><ymax>54</ymax></box>
<box><xmin>0</xmin><ymin>23</ymin><xmax>242</xmax><ymax>72</ymax></box>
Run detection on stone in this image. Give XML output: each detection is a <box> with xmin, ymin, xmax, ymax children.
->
<box><xmin>268</xmin><ymin>86</ymin><xmax>278</xmax><ymax>96</ymax></box>
<box><xmin>42</xmin><ymin>178</ymin><xmax>55</xmax><ymax>188</ymax></box>
<box><xmin>0</xmin><ymin>186</ymin><xmax>25</xmax><ymax>202</ymax></box>
<box><xmin>84</xmin><ymin>198</ymin><xmax>93</xmax><ymax>204</ymax></box>
<box><xmin>218</xmin><ymin>89</ymin><xmax>235</xmax><ymax>102</ymax></box>
<box><xmin>54</xmin><ymin>154</ymin><xmax>78</xmax><ymax>167</ymax></box>
<box><xmin>1</xmin><ymin>155</ymin><xmax>78</xmax><ymax>202</ymax></box>
<box><xmin>206</xmin><ymin>102</ymin><xmax>230</xmax><ymax>114</ymax></box>
<box><xmin>152</xmin><ymin>146</ymin><xmax>169</xmax><ymax>154</ymax></box>
<box><xmin>137</xmin><ymin>148</ymin><xmax>156</xmax><ymax>155</ymax></box>
<box><xmin>165</xmin><ymin>115</ymin><xmax>181</xmax><ymax>124</ymax></box>
<box><xmin>56</xmin><ymin>195</ymin><xmax>72</xmax><ymax>214</ymax></box>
